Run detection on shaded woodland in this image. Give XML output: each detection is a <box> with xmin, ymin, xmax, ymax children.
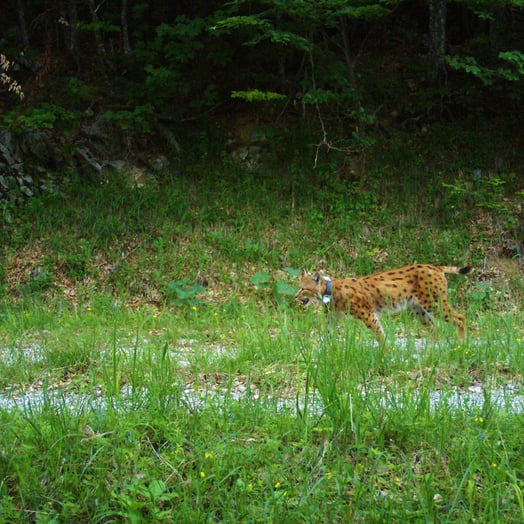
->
<box><xmin>0</xmin><ymin>1</ymin><xmax>523</xmax><ymax>196</ymax></box>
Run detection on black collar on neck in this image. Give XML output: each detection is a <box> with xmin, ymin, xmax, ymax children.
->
<box><xmin>322</xmin><ymin>277</ymin><xmax>332</xmax><ymax>305</ymax></box>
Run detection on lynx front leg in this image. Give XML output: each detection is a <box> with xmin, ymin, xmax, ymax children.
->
<box><xmin>353</xmin><ymin>310</ymin><xmax>385</xmax><ymax>341</ymax></box>
<box><xmin>365</xmin><ymin>313</ymin><xmax>385</xmax><ymax>341</ymax></box>
<box><xmin>349</xmin><ymin>295</ymin><xmax>385</xmax><ymax>341</ymax></box>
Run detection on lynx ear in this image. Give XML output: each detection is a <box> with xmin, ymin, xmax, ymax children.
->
<box><xmin>313</xmin><ymin>272</ymin><xmax>321</xmax><ymax>284</ymax></box>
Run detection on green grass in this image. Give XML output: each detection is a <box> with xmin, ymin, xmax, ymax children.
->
<box><xmin>0</xmin><ymin>133</ymin><xmax>523</xmax><ymax>522</ymax></box>
<box><xmin>0</xmin><ymin>303</ymin><xmax>522</xmax><ymax>522</ymax></box>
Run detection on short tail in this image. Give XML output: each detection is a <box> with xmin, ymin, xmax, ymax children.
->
<box><xmin>440</xmin><ymin>265</ymin><xmax>472</xmax><ymax>275</ymax></box>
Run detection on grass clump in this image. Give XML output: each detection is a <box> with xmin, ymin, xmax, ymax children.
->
<box><xmin>0</xmin><ymin>128</ymin><xmax>523</xmax><ymax>522</ymax></box>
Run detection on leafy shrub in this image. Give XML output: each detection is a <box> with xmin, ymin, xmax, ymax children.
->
<box><xmin>166</xmin><ymin>279</ymin><xmax>206</xmax><ymax>308</ymax></box>
<box><xmin>59</xmin><ymin>242</ymin><xmax>92</xmax><ymax>280</ymax></box>
<box><xmin>442</xmin><ymin>172</ymin><xmax>518</xmax><ymax>228</ymax></box>
<box><xmin>468</xmin><ymin>282</ymin><xmax>494</xmax><ymax>311</ymax></box>
<box><xmin>103</xmin><ymin>104</ymin><xmax>154</xmax><ymax>133</ymax></box>
<box><xmin>20</xmin><ymin>268</ymin><xmax>55</xmax><ymax>294</ymax></box>
<box><xmin>447</xmin><ymin>51</ymin><xmax>524</xmax><ymax>86</ymax></box>
<box><xmin>65</xmin><ymin>78</ymin><xmax>92</xmax><ymax>105</ymax></box>
<box><xmin>5</xmin><ymin>103</ymin><xmax>81</xmax><ymax>130</ymax></box>
<box><xmin>250</xmin><ymin>268</ymin><xmax>299</xmax><ymax>305</ymax></box>
<box><xmin>231</xmin><ymin>90</ymin><xmax>287</xmax><ymax>103</ymax></box>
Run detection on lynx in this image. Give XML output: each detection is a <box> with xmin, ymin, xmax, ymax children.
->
<box><xmin>295</xmin><ymin>264</ymin><xmax>471</xmax><ymax>340</ymax></box>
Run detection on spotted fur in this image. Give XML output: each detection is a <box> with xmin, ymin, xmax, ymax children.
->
<box><xmin>295</xmin><ymin>264</ymin><xmax>471</xmax><ymax>340</ymax></box>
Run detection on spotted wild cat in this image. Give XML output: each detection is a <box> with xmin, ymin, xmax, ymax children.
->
<box><xmin>295</xmin><ymin>264</ymin><xmax>471</xmax><ymax>340</ymax></box>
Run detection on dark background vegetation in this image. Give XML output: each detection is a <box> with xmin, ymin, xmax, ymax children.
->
<box><xmin>1</xmin><ymin>1</ymin><xmax>523</xmax><ymax>152</ymax></box>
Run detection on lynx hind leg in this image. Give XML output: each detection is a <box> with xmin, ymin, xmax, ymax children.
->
<box><xmin>450</xmin><ymin>310</ymin><xmax>466</xmax><ymax>339</ymax></box>
<box><xmin>411</xmin><ymin>303</ymin><xmax>434</xmax><ymax>326</ymax></box>
<box><xmin>437</xmin><ymin>297</ymin><xmax>467</xmax><ymax>339</ymax></box>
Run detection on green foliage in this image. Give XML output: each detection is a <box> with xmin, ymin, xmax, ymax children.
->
<box><xmin>251</xmin><ymin>268</ymin><xmax>299</xmax><ymax>304</ymax></box>
<box><xmin>112</xmin><ymin>479</ymin><xmax>178</xmax><ymax>522</ymax></box>
<box><xmin>65</xmin><ymin>78</ymin><xmax>91</xmax><ymax>105</ymax></box>
<box><xmin>454</xmin><ymin>0</ymin><xmax>524</xmax><ymax>20</ymax></box>
<box><xmin>250</xmin><ymin>272</ymin><xmax>271</xmax><ymax>287</ymax></box>
<box><xmin>445</xmin><ymin>0</ymin><xmax>524</xmax><ymax>100</ymax></box>
<box><xmin>166</xmin><ymin>279</ymin><xmax>206</xmax><ymax>308</ymax></box>
<box><xmin>77</xmin><ymin>20</ymin><xmax>120</xmax><ymax>35</ymax></box>
<box><xmin>447</xmin><ymin>55</ymin><xmax>493</xmax><ymax>84</ymax></box>
<box><xmin>315</xmin><ymin>178</ymin><xmax>381</xmax><ymax>230</ymax></box>
<box><xmin>5</xmin><ymin>103</ymin><xmax>81</xmax><ymax>130</ymax></box>
<box><xmin>59</xmin><ymin>240</ymin><xmax>92</xmax><ymax>280</ymax></box>
<box><xmin>447</xmin><ymin>51</ymin><xmax>524</xmax><ymax>86</ymax></box>
<box><xmin>442</xmin><ymin>172</ymin><xmax>517</xmax><ymax>227</ymax></box>
<box><xmin>0</xmin><ymin>0</ymin><xmax>523</xmax><ymax>146</ymax></box>
<box><xmin>21</xmin><ymin>268</ymin><xmax>55</xmax><ymax>295</ymax></box>
<box><xmin>212</xmin><ymin>15</ymin><xmax>272</xmax><ymax>35</ymax></box>
<box><xmin>214</xmin><ymin>14</ymin><xmax>313</xmax><ymax>51</ymax></box>
<box><xmin>231</xmin><ymin>89</ymin><xmax>287</xmax><ymax>103</ymax></box>
<box><xmin>213</xmin><ymin>0</ymin><xmax>391</xmax><ymax>124</ymax></box>
<box><xmin>498</xmin><ymin>51</ymin><xmax>524</xmax><ymax>81</ymax></box>
<box><xmin>130</xmin><ymin>14</ymin><xmax>225</xmax><ymax>117</ymax></box>
<box><xmin>342</xmin><ymin>4</ymin><xmax>390</xmax><ymax>20</ymax></box>
<box><xmin>468</xmin><ymin>282</ymin><xmax>494</xmax><ymax>310</ymax></box>
<box><xmin>0</xmin><ymin>252</ymin><xmax>7</xmax><ymax>298</ymax></box>
<box><xmin>103</xmin><ymin>104</ymin><xmax>154</xmax><ymax>132</ymax></box>
<box><xmin>155</xmin><ymin>18</ymin><xmax>206</xmax><ymax>62</ymax></box>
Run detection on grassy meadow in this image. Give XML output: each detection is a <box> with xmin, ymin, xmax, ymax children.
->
<box><xmin>0</xmin><ymin>127</ymin><xmax>523</xmax><ymax>522</ymax></box>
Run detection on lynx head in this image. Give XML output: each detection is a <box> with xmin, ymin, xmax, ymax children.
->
<box><xmin>295</xmin><ymin>271</ymin><xmax>324</xmax><ymax>307</ymax></box>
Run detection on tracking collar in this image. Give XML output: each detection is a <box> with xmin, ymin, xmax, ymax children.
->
<box><xmin>322</xmin><ymin>276</ymin><xmax>332</xmax><ymax>305</ymax></box>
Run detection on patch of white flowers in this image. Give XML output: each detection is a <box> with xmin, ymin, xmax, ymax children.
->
<box><xmin>1</xmin><ymin>54</ymin><xmax>24</xmax><ymax>99</ymax></box>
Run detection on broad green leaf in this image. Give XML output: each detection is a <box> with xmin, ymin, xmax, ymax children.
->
<box><xmin>251</xmin><ymin>272</ymin><xmax>271</xmax><ymax>286</ymax></box>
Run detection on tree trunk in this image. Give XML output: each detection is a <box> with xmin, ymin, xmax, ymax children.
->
<box><xmin>87</xmin><ymin>0</ymin><xmax>107</xmax><ymax>61</ymax></box>
<box><xmin>15</xmin><ymin>0</ymin><xmax>30</xmax><ymax>49</ymax></box>
<box><xmin>68</xmin><ymin>0</ymin><xmax>80</xmax><ymax>69</ymax></box>
<box><xmin>428</xmin><ymin>0</ymin><xmax>447</xmax><ymax>81</ymax></box>
<box><xmin>339</xmin><ymin>16</ymin><xmax>357</xmax><ymax>91</ymax></box>
<box><xmin>121</xmin><ymin>0</ymin><xmax>132</xmax><ymax>55</ymax></box>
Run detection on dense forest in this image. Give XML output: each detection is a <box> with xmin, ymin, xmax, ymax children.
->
<box><xmin>1</xmin><ymin>1</ymin><xmax>524</xmax><ymax>195</ymax></box>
